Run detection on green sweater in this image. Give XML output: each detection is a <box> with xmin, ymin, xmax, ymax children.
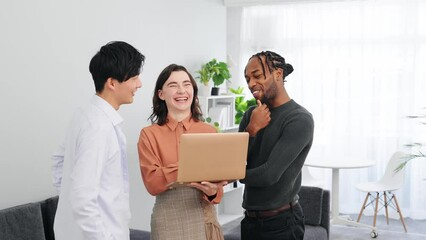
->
<box><xmin>239</xmin><ymin>100</ymin><xmax>314</xmax><ymax>211</ymax></box>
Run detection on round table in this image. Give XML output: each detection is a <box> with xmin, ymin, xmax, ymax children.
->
<box><xmin>304</xmin><ymin>159</ymin><xmax>376</xmax><ymax>229</ymax></box>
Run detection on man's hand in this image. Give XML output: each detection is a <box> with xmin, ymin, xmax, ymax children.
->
<box><xmin>245</xmin><ymin>100</ymin><xmax>271</xmax><ymax>136</ymax></box>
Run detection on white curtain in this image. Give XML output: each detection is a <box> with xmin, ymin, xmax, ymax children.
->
<box><xmin>238</xmin><ymin>0</ymin><xmax>426</xmax><ymax>219</ymax></box>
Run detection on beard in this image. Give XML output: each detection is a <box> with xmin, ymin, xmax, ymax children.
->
<box><xmin>260</xmin><ymin>80</ymin><xmax>278</xmax><ymax>105</ymax></box>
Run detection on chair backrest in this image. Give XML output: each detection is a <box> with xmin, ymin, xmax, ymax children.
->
<box><xmin>379</xmin><ymin>151</ymin><xmax>407</xmax><ymax>190</ymax></box>
<box><xmin>302</xmin><ymin>166</ymin><xmax>323</xmax><ymax>187</ymax></box>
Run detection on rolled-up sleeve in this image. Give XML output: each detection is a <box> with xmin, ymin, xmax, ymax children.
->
<box><xmin>202</xmin><ymin>185</ymin><xmax>224</xmax><ymax>204</ymax></box>
<box><xmin>138</xmin><ymin>129</ymin><xmax>178</xmax><ymax>195</ymax></box>
<box><xmin>52</xmin><ymin>141</ymin><xmax>65</xmax><ymax>192</ymax></box>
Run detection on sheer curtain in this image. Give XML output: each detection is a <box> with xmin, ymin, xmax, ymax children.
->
<box><xmin>238</xmin><ymin>0</ymin><xmax>426</xmax><ymax>219</ymax></box>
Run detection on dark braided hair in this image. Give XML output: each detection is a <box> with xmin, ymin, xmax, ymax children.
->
<box><xmin>249</xmin><ymin>51</ymin><xmax>293</xmax><ymax>82</ymax></box>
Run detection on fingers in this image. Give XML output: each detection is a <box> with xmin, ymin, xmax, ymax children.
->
<box><xmin>202</xmin><ymin>181</ymin><xmax>228</xmax><ymax>187</ymax></box>
<box><xmin>189</xmin><ymin>182</ymin><xmax>217</xmax><ymax>196</ymax></box>
<box><xmin>256</xmin><ymin>100</ymin><xmax>269</xmax><ymax>112</ymax></box>
<box><xmin>192</xmin><ymin>181</ymin><xmax>228</xmax><ymax>196</ymax></box>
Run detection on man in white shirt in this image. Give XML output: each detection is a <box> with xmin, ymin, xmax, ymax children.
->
<box><xmin>52</xmin><ymin>41</ymin><xmax>145</xmax><ymax>240</ymax></box>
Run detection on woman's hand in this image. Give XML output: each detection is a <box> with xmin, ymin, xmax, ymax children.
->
<box><xmin>189</xmin><ymin>181</ymin><xmax>228</xmax><ymax>196</ymax></box>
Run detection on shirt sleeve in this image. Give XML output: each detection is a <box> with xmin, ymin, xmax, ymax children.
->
<box><xmin>69</xmin><ymin>126</ymin><xmax>114</xmax><ymax>239</ymax></box>
<box><xmin>52</xmin><ymin>140</ymin><xmax>65</xmax><ymax>193</ymax></box>
<box><xmin>241</xmin><ymin>113</ymin><xmax>314</xmax><ymax>187</ymax></box>
<box><xmin>202</xmin><ymin>185</ymin><xmax>224</xmax><ymax>204</ymax></box>
<box><xmin>138</xmin><ymin>129</ymin><xmax>178</xmax><ymax>196</ymax></box>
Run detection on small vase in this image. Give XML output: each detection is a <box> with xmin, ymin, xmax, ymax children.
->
<box><xmin>211</xmin><ymin>87</ymin><xmax>220</xmax><ymax>96</ymax></box>
<box><xmin>198</xmin><ymin>83</ymin><xmax>210</xmax><ymax>96</ymax></box>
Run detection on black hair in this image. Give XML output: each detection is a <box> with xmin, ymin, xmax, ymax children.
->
<box><xmin>149</xmin><ymin>64</ymin><xmax>203</xmax><ymax>125</ymax></box>
<box><xmin>89</xmin><ymin>41</ymin><xmax>145</xmax><ymax>93</ymax></box>
<box><xmin>248</xmin><ymin>51</ymin><xmax>293</xmax><ymax>82</ymax></box>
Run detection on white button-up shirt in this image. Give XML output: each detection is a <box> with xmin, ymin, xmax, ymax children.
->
<box><xmin>52</xmin><ymin>95</ymin><xmax>130</xmax><ymax>240</ymax></box>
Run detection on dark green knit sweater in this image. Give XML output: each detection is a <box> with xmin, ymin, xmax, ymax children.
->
<box><xmin>239</xmin><ymin>99</ymin><xmax>314</xmax><ymax>211</ymax></box>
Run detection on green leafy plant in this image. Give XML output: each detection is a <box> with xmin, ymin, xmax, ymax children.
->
<box><xmin>196</xmin><ymin>59</ymin><xmax>231</xmax><ymax>87</ymax></box>
<box><xmin>395</xmin><ymin>109</ymin><xmax>426</xmax><ymax>172</ymax></box>
<box><xmin>204</xmin><ymin>117</ymin><xmax>222</xmax><ymax>132</ymax></box>
<box><xmin>229</xmin><ymin>87</ymin><xmax>257</xmax><ymax>124</ymax></box>
<box><xmin>395</xmin><ymin>150</ymin><xmax>425</xmax><ymax>172</ymax></box>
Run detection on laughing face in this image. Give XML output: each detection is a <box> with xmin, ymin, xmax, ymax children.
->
<box><xmin>158</xmin><ymin>70</ymin><xmax>194</xmax><ymax>115</ymax></box>
<box><xmin>114</xmin><ymin>75</ymin><xmax>142</xmax><ymax>106</ymax></box>
<box><xmin>245</xmin><ymin>56</ymin><xmax>279</xmax><ymax>105</ymax></box>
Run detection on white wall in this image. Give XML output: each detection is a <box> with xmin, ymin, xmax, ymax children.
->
<box><xmin>226</xmin><ymin>7</ymin><xmax>245</xmax><ymax>91</ymax></box>
<box><xmin>0</xmin><ymin>0</ymin><xmax>226</xmax><ymax>230</ymax></box>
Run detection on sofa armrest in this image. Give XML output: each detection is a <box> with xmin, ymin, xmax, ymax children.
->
<box><xmin>299</xmin><ymin>186</ymin><xmax>324</xmax><ymax>225</ymax></box>
<box><xmin>320</xmin><ymin>189</ymin><xmax>330</xmax><ymax>238</ymax></box>
<box><xmin>130</xmin><ymin>229</ymin><xmax>151</xmax><ymax>240</ymax></box>
<box><xmin>40</xmin><ymin>196</ymin><xmax>59</xmax><ymax>240</ymax></box>
<box><xmin>0</xmin><ymin>202</ymin><xmax>46</xmax><ymax>240</ymax></box>
<box><xmin>298</xmin><ymin>186</ymin><xmax>330</xmax><ymax>239</ymax></box>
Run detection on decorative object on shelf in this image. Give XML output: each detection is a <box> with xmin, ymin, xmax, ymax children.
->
<box><xmin>198</xmin><ymin>95</ymin><xmax>239</xmax><ymax>132</ymax></box>
<box><xmin>229</xmin><ymin>86</ymin><xmax>256</xmax><ymax>124</ymax></box>
<box><xmin>196</xmin><ymin>58</ymin><xmax>231</xmax><ymax>96</ymax></box>
<box><xmin>395</xmin><ymin>108</ymin><xmax>426</xmax><ymax>172</ymax></box>
<box><xmin>204</xmin><ymin>117</ymin><xmax>221</xmax><ymax>132</ymax></box>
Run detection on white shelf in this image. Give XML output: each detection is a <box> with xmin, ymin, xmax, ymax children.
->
<box><xmin>198</xmin><ymin>94</ymin><xmax>243</xmax><ymax>131</ymax></box>
<box><xmin>222</xmin><ymin>125</ymin><xmax>239</xmax><ymax>132</ymax></box>
<box><xmin>223</xmin><ymin>181</ymin><xmax>242</xmax><ymax>193</ymax></box>
<box><xmin>218</xmin><ymin>213</ymin><xmax>244</xmax><ymax>225</ymax></box>
<box><xmin>217</xmin><ymin>183</ymin><xmax>244</xmax><ymax>225</ymax></box>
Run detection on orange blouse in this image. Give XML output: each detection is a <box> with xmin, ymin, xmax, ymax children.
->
<box><xmin>138</xmin><ymin>115</ymin><xmax>223</xmax><ymax>202</ymax></box>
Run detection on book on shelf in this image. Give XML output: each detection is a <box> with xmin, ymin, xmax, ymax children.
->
<box><xmin>208</xmin><ymin>107</ymin><xmax>228</xmax><ymax>129</ymax></box>
<box><xmin>214</xmin><ymin>101</ymin><xmax>233</xmax><ymax>128</ymax></box>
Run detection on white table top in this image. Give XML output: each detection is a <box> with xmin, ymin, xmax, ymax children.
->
<box><xmin>304</xmin><ymin>160</ymin><xmax>376</xmax><ymax>169</ymax></box>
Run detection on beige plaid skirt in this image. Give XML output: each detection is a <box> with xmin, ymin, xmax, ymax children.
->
<box><xmin>150</xmin><ymin>187</ymin><xmax>224</xmax><ymax>240</ymax></box>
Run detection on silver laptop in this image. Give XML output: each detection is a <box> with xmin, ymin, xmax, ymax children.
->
<box><xmin>168</xmin><ymin>132</ymin><xmax>249</xmax><ymax>187</ymax></box>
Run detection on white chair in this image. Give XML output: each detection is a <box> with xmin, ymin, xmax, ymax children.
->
<box><xmin>356</xmin><ymin>151</ymin><xmax>408</xmax><ymax>234</ymax></box>
<box><xmin>301</xmin><ymin>165</ymin><xmax>323</xmax><ymax>187</ymax></box>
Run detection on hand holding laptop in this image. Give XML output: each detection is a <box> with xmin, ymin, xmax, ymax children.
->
<box><xmin>188</xmin><ymin>181</ymin><xmax>228</xmax><ymax>196</ymax></box>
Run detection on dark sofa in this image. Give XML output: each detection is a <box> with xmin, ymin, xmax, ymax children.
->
<box><xmin>221</xmin><ymin>186</ymin><xmax>330</xmax><ymax>240</ymax></box>
<box><xmin>0</xmin><ymin>196</ymin><xmax>150</xmax><ymax>240</ymax></box>
<box><xmin>0</xmin><ymin>186</ymin><xmax>328</xmax><ymax>240</ymax></box>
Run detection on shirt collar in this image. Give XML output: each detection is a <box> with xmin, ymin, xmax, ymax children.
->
<box><xmin>165</xmin><ymin>114</ymin><xmax>193</xmax><ymax>131</ymax></box>
<box><xmin>91</xmin><ymin>95</ymin><xmax>124</xmax><ymax>126</ymax></box>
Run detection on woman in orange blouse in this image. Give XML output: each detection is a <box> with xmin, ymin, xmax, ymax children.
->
<box><xmin>138</xmin><ymin>64</ymin><xmax>227</xmax><ymax>240</ymax></box>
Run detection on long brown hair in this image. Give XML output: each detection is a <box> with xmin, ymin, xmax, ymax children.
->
<box><xmin>148</xmin><ymin>64</ymin><xmax>203</xmax><ymax>125</ymax></box>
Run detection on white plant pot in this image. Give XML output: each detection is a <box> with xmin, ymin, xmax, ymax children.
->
<box><xmin>198</xmin><ymin>83</ymin><xmax>210</xmax><ymax>96</ymax></box>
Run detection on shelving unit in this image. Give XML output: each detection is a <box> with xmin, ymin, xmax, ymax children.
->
<box><xmin>198</xmin><ymin>94</ymin><xmax>245</xmax><ymax>224</ymax></box>
<box><xmin>217</xmin><ymin>182</ymin><xmax>244</xmax><ymax>225</ymax></box>
<box><xmin>198</xmin><ymin>94</ymin><xmax>244</xmax><ymax>132</ymax></box>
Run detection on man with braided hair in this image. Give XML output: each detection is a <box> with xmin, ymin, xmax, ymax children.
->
<box><xmin>239</xmin><ymin>51</ymin><xmax>314</xmax><ymax>240</ymax></box>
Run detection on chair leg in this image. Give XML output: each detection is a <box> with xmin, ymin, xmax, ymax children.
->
<box><xmin>357</xmin><ymin>192</ymin><xmax>370</xmax><ymax>222</ymax></box>
<box><xmin>384</xmin><ymin>191</ymin><xmax>389</xmax><ymax>225</ymax></box>
<box><xmin>373</xmin><ymin>192</ymin><xmax>379</xmax><ymax>228</ymax></box>
<box><xmin>392</xmin><ymin>194</ymin><xmax>408</xmax><ymax>232</ymax></box>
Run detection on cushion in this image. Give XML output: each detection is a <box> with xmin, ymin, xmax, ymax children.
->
<box><xmin>304</xmin><ymin>225</ymin><xmax>327</xmax><ymax>240</ymax></box>
<box><xmin>0</xmin><ymin>202</ymin><xmax>46</xmax><ymax>240</ymax></box>
<box><xmin>298</xmin><ymin>186</ymin><xmax>323</xmax><ymax>225</ymax></box>
<box><xmin>130</xmin><ymin>229</ymin><xmax>150</xmax><ymax>240</ymax></box>
<box><xmin>40</xmin><ymin>196</ymin><xmax>59</xmax><ymax>240</ymax></box>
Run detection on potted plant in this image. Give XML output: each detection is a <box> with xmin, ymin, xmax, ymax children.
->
<box><xmin>395</xmin><ymin>108</ymin><xmax>426</xmax><ymax>172</ymax></box>
<box><xmin>196</xmin><ymin>58</ymin><xmax>231</xmax><ymax>95</ymax></box>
